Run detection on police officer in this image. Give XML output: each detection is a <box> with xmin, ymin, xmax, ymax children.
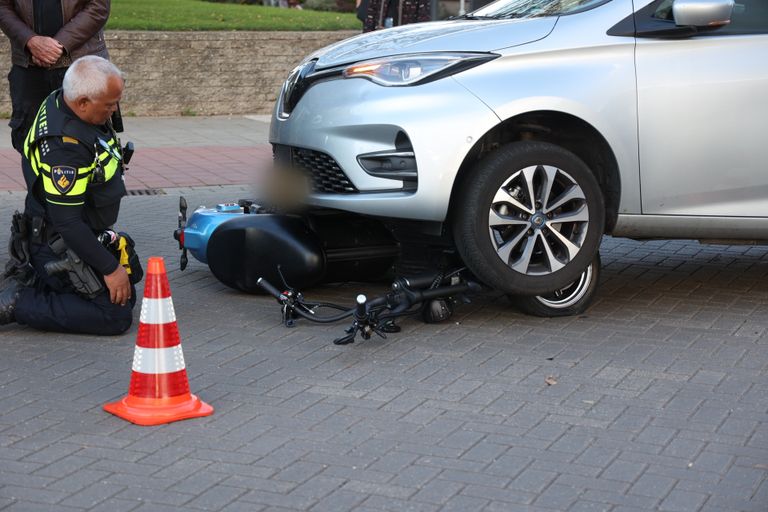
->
<box><xmin>0</xmin><ymin>55</ymin><xmax>136</xmax><ymax>335</ymax></box>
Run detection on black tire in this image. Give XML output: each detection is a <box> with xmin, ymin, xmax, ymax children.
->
<box><xmin>511</xmin><ymin>252</ymin><xmax>601</xmax><ymax>317</ymax></box>
<box><xmin>453</xmin><ymin>141</ymin><xmax>605</xmax><ymax>295</ymax></box>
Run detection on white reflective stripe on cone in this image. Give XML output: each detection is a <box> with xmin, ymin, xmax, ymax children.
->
<box><xmin>139</xmin><ymin>297</ymin><xmax>177</xmax><ymax>324</ymax></box>
<box><xmin>132</xmin><ymin>346</ymin><xmax>186</xmax><ymax>374</ymax></box>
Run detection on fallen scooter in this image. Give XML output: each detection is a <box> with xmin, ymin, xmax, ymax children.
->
<box><xmin>173</xmin><ymin>197</ymin><xmax>399</xmax><ymax>294</ymax></box>
<box><xmin>172</xmin><ymin>196</ymin><xmax>487</xmax><ymax>343</ymax></box>
<box><xmin>172</xmin><ymin>196</ymin><xmax>601</xmax><ymax>343</ymax></box>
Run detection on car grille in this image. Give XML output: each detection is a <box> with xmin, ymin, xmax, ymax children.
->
<box><xmin>291</xmin><ymin>147</ymin><xmax>358</xmax><ymax>194</ymax></box>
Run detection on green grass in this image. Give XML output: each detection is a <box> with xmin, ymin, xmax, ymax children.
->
<box><xmin>108</xmin><ymin>0</ymin><xmax>360</xmax><ymax>31</ymax></box>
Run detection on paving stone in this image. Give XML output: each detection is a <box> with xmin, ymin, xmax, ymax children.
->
<box><xmin>439</xmin><ymin>493</ymin><xmax>488</xmax><ymax>511</ymax></box>
<box><xmin>183</xmin><ymin>485</ymin><xmax>247</xmax><ymax>511</ymax></box>
<box><xmin>308</xmin><ymin>489</ymin><xmax>367</xmax><ymax>512</ymax></box>
<box><xmin>567</xmin><ymin>500</ymin><xmax>613</xmax><ymax>512</ymax></box>
<box><xmin>87</xmin><ymin>497</ymin><xmax>142</xmax><ymax>512</ymax></box>
<box><xmin>658</xmin><ymin>489</ymin><xmax>709</xmax><ymax>512</ymax></box>
<box><xmin>59</xmin><ymin>481</ymin><xmax>127</xmax><ymax>508</ymax></box>
<box><xmin>532</xmin><ymin>483</ymin><xmax>582</xmax><ymax>510</ymax></box>
<box><xmin>509</xmin><ymin>468</ymin><xmax>559</xmax><ymax>494</ymax></box>
<box><xmin>342</xmin><ymin>480</ymin><xmax>416</xmax><ymax>500</ymax></box>
<box><xmin>582</xmin><ymin>489</ymin><xmax>661</xmax><ymax>510</ymax></box>
<box><xmin>387</xmin><ymin>465</ymin><xmax>441</xmax><ymax>488</ymax></box>
<box><xmin>409</xmin><ymin>478</ymin><xmax>463</xmax><ymax>504</ymax></box>
<box><xmin>0</xmin><ymin>485</ymin><xmax>70</xmax><ymax>505</ymax></box>
<box><xmin>360</xmin><ymin>495</ymin><xmax>439</xmax><ymax>511</ymax></box>
<box><xmin>629</xmin><ymin>473</ymin><xmax>677</xmax><ymax>499</ymax></box>
<box><xmin>289</xmin><ymin>475</ymin><xmax>348</xmax><ymax>500</ymax></box>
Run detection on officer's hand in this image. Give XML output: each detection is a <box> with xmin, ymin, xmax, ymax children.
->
<box><xmin>104</xmin><ymin>265</ymin><xmax>131</xmax><ymax>306</ymax></box>
<box><xmin>26</xmin><ymin>36</ymin><xmax>64</xmax><ymax>66</ymax></box>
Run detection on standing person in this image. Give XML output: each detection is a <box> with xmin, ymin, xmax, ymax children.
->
<box><xmin>0</xmin><ymin>0</ymin><xmax>110</xmax><ymax>153</ymax></box>
<box><xmin>363</xmin><ymin>0</ymin><xmax>430</xmax><ymax>32</ymax></box>
<box><xmin>0</xmin><ymin>56</ymin><xmax>140</xmax><ymax>335</ymax></box>
<box><xmin>356</xmin><ymin>0</ymin><xmax>369</xmax><ymax>29</ymax></box>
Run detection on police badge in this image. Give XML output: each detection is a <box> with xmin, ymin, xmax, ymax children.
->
<box><xmin>51</xmin><ymin>166</ymin><xmax>77</xmax><ymax>194</ymax></box>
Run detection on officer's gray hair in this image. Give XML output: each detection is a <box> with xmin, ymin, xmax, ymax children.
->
<box><xmin>62</xmin><ymin>56</ymin><xmax>124</xmax><ymax>102</ymax></box>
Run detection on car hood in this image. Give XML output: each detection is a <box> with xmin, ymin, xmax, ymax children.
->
<box><xmin>312</xmin><ymin>17</ymin><xmax>557</xmax><ymax>69</ymax></box>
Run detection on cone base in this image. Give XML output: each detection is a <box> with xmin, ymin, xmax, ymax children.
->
<box><xmin>103</xmin><ymin>393</ymin><xmax>214</xmax><ymax>426</ymax></box>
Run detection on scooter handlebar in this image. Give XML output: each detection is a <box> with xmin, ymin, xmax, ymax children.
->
<box><xmin>256</xmin><ymin>277</ymin><xmax>284</xmax><ymax>301</ymax></box>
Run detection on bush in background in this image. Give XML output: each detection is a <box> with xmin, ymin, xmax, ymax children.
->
<box><xmin>335</xmin><ymin>0</ymin><xmax>355</xmax><ymax>12</ymax></box>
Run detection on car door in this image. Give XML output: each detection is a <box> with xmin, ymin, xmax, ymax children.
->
<box><xmin>634</xmin><ymin>0</ymin><xmax>768</xmax><ymax>217</ymax></box>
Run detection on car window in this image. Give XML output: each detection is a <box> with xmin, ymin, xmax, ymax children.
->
<box><xmin>718</xmin><ymin>1</ymin><xmax>768</xmax><ymax>34</ymax></box>
<box><xmin>652</xmin><ymin>0</ymin><xmax>673</xmax><ymax>20</ymax></box>
<box><xmin>653</xmin><ymin>0</ymin><xmax>768</xmax><ymax>34</ymax></box>
<box><xmin>471</xmin><ymin>0</ymin><xmax>609</xmax><ymax>20</ymax></box>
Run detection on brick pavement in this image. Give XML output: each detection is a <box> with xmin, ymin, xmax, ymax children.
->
<box><xmin>0</xmin><ymin>116</ymin><xmax>766</xmax><ymax>511</ymax></box>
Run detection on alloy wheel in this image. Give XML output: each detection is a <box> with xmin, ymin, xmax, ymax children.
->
<box><xmin>488</xmin><ymin>164</ymin><xmax>589</xmax><ymax>276</ymax></box>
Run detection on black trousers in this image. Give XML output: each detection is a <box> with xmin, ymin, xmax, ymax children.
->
<box><xmin>14</xmin><ymin>241</ymin><xmax>136</xmax><ymax>335</ymax></box>
<box><xmin>7</xmin><ymin>65</ymin><xmax>68</xmax><ymax>153</ymax></box>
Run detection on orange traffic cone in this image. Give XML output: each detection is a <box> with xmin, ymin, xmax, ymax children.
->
<box><xmin>104</xmin><ymin>256</ymin><xmax>213</xmax><ymax>426</ymax></box>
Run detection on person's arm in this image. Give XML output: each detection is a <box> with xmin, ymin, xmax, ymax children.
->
<box><xmin>48</xmin><ymin>200</ymin><xmax>131</xmax><ymax>305</ymax></box>
<box><xmin>0</xmin><ymin>0</ymin><xmax>64</xmax><ymax>66</ymax></box>
<box><xmin>0</xmin><ymin>0</ymin><xmax>35</xmax><ymax>49</ymax></box>
<box><xmin>41</xmin><ymin>143</ymin><xmax>130</xmax><ymax>304</ymax></box>
<box><xmin>53</xmin><ymin>0</ymin><xmax>109</xmax><ymax>55</ymax></box>
<box><xmin>27</xmin><ymin>36</ymin><xmax>63</xmax><ymax>66</ymax></box>
<box><xmin>47</xmin><ymin>202</ymin><xmax>118</xmax><ymax>276</ymax></box>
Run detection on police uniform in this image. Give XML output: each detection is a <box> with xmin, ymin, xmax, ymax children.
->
<box><xmin>14</xmin><ymin>89</ymin><xmax>135</xmax><ymax>335</ymax></box>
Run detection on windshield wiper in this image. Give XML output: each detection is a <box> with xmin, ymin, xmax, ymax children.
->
<box><xmin>452</xmin><ymin>14</ymin><xmax>499</xmax><ymax>20</ymax></box>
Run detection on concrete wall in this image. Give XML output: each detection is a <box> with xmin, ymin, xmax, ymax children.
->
<box><xmin>0</xmin><ymin>30</ymin><xmax>359</xmax><ymax>116</ymax></box>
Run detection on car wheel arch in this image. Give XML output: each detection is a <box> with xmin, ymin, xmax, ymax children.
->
<box><xmin>448</xmin><ymin>110</ymin><xmax>621</xmax><ymax>234</ymax></box>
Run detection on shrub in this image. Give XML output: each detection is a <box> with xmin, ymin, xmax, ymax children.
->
<box><xmin>303</xmin><ymin>0</ymin><xmax>335</xmax><ymax>10</ymax></box>
<box><xmin>336</xmin><ymin>0</ymin><xmax>355</xmax><ymax>12</ymax></box>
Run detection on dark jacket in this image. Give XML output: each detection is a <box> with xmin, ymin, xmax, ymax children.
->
<box><xmin>0</xmin><ymin>0</ymin><xmax>109</xmax><ymax>68</ymax></box>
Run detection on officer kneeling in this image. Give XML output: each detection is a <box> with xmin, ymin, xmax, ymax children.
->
<box><xmin>0</xmin><ymin>55</ymin><xmax>141</xmax><ymax>335</ymax></box>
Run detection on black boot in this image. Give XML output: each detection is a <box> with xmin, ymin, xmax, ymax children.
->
<box><xmin>0</xmin><ymin>280</ymin><xmax>21</xmax><ymax>325</ymax></box>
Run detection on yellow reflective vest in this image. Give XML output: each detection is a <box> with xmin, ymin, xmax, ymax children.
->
<box><xmin>22</xmin><ymin>90</ymin><xmax>125</xmax><ymax>210</ymax></box>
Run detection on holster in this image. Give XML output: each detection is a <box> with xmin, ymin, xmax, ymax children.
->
<box><xmin>114</xmin><ymin>232</ymin><xmax>143</xmax><ymax>285</ymax></box>
<box><xmin>98</xmin><ymin>230</ymin><xmax>143</xmax><ymax>285</ymax></box>
<box><xmin>46</xmin><ymin>235</ymin><xmax>105</xmax><ymax>299</ymax></box>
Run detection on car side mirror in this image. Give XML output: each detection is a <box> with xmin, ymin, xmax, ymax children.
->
<box><xmin>673</xmin><ymin>0</ymin><xmax>734</xmax><ymax>27</ymax></box>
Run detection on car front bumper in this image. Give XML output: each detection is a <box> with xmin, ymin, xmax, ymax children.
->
<box><xmin>269</xmin><ymin>75</ymin><xmax>500</xmax><ymax>222</ymax></box>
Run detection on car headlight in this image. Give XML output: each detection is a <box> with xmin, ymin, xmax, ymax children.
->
<box><xmin>343</xmin><ymin>52</ymin><xmax>498</xmax><ymax>86</ymax></box>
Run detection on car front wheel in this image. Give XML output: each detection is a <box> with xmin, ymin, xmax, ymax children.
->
<box><xmin>453</xmin><ymin>141</ymin><xmax>605</xmax><ymax>295</ymax></box>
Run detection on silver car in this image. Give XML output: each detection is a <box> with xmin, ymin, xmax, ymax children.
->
<box><xmin>270</xmin><ymin>0</ymin><xmax>768</xmax><ymax>314</ymax></box>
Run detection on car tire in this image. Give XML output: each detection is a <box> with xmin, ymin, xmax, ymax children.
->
<box><xmin>511</xmin><ymin>252</ymin><xmax>601</xmax><ymax>317</ymax></box>
<box><xmin>453</xmin><ymin>141</ymin><xmax>605</xmax><ymax>295</ymax></box>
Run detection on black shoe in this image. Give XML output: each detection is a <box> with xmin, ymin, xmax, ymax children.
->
<box><xmin>0</xmin><ymin>280</ymin><xmax>21</xmax><ymax>325</ymax></box>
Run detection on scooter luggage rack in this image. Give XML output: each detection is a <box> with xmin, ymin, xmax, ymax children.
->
<box><xmin>256</xmin><ymin>269</ymin><xmax>482</xmax><ymax>345</ymax></box>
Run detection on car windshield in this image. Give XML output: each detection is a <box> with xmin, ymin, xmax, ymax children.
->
<box><xmin>467</xmin><ymin>0</ymin><xmax>607</xmax><ymax>19</ymax></box>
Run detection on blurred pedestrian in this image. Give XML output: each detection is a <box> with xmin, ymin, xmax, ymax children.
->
<box><xmin>363</xmin><ymin>0</ymin><xmax>430</xmax><ymax>32</ymax></box>
<box><xmin>0</xmin><ymin>0</ymin><xmax>110</xmax><ymax>153</ymax></box>
<box><xmin>356</xmin><ymin>0</ymin><xmax>369</xmax><ymax>29</ymax></box>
